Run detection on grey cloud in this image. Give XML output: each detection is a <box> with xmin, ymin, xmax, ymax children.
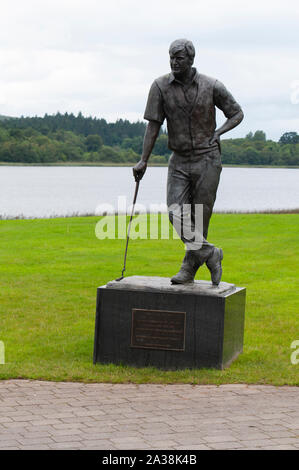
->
<box><xmin>0</xmin><ymin>0</ymin><xmax>298</xmax><ymax>140</ymax></box>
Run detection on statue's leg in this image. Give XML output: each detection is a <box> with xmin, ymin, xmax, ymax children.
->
<box><xmin>190</xmin><ymin>148</ymin><xmax>223</xmax><ymax>284</ymax></box>
<box><xmin>167</xmin><ymin>153</ymin><xmax>208</xmax><ymax>283</ymax></box>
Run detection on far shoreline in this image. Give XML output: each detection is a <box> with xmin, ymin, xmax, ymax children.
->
<box><xmin>0</xmin><ymin>161</ymin><xmax>299</xmax><ymax>169</ymax></box>
<box><xmin>1</xmin><ymin>209</ymin><xmax>299</xmax><ymax>220</ymax></box>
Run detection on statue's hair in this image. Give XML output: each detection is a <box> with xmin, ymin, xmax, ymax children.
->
<box><xmin>169</xmin><ymin>39</ymin><xmax>195</xmax><ymax>60</ymax></box>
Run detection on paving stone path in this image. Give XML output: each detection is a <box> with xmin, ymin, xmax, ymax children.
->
<box><xmin>0</xmin><ymin>380</ymin><xmax>298</xmax><ymax>450</ymax></box>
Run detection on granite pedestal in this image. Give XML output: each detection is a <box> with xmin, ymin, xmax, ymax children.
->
<box><xmin>93</xmin><ymin>276</ymin><xmax>246</xmax><ymax>370</ymax></box>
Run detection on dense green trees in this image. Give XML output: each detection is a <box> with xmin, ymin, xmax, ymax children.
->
<box><xmin>1</xmin><ymin>113</ymin><xmax>147</xmax><ymax>145</ymax></box>
<box><xmin>279</xmin><ymin>132</ymin><xmax>299</xmax><ymax>145</ymax></box>
<box><xmin>85</xmin><ymin>134</ymin><xmax>103</xmax><ymax>152</ymax></box>
<box><xmin>0</xmin><ymin>113</ymin><xmax>298</xmax><ymax>166</ymax></box>
<box><xmin>221</xmin><ymin>131</ymin><xmax>299</xmax><ymax>166</ymax></box>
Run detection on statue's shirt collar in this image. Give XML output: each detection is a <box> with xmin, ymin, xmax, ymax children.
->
<box><xmin>168</xmin><ymin>67</ymin><xmax>199</xmax><ymax>85</ymax></box>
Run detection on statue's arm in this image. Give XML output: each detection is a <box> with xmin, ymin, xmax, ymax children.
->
<box><xmin>133</xmin><ymin>120</ymin><xmax>161</xmax><ymax>181</ymax></box>
<box><xmin>210</xmin><ymin>109</ymin><xmax>244</xmax><ymax>145</ymax></box>
<box><xmin>211</xmin><ymin>80</ymin><xmax>244</xmax><ymax>145</ymax></box>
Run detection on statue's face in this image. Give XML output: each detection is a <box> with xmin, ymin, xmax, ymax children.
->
<box><xmin>169</xmin><ymin>49</ymin><xmax>192</xmax><ymax>78</ymax></box>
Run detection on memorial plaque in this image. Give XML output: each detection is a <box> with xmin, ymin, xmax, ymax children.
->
<box><xmin>131</xmin><ymin>308</ymin><xmax>186</xmax><ymax>351</ymax></box>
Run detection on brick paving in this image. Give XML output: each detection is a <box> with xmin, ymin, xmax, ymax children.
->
<box><xmin>0</xmin><ymin>380</ymin><xmax>298</xmax><ymax>450</ymax></box>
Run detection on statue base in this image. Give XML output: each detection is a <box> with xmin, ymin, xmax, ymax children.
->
<box><xmin>93</xmin><ymin>276</ymin><xmax>246</xmax><ymax>370</ymax></box>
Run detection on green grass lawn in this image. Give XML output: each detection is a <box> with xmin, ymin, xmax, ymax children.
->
<box><xmin>0</xmin><ymin>214</ymin><xmax>298</xmax><ymax>385</ymax></box>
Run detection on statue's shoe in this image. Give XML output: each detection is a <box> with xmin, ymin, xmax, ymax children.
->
<box><xmin>170</xmin><ymin>267</ymin><xmax>195</xmax><ymax>284</ymax></box>
<box><xmin>206</xmin><ymin>247</ymin><xmax>223</xmax><ymax>286</ymax></box>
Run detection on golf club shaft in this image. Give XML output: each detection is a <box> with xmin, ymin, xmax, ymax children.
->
<box><xmin>120</xmin><ymin>179</ymin><xmax>140</xmax><ymax>278</ymax></box>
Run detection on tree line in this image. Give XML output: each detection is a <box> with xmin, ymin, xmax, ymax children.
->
<box><xmin>0</xmin><ymin>113</ymin><xmax>298</xmax><ymax>166</ymax></box>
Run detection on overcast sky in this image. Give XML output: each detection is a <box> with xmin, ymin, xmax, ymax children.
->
<box><xmin>0</xmin><ymin>0</ymin><xmax>298</xmax><ymax>140</ymax></box>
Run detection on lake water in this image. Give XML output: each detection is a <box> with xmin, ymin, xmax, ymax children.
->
<box><xmin>0</xmin><ymin>166</ymin><xmax>298</xmax><ymax>218</ymax></box>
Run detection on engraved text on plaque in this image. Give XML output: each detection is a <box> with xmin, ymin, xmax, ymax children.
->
<box><xmin>131</xmin><ymin>308</ymin><xmax>186</xmax><ymax>351</ymax></box>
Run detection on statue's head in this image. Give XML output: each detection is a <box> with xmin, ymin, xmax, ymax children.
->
<box><xmin>169</xmin><ymin>39</ymin><xmax>195</xmax><ymax>78</ymax></box>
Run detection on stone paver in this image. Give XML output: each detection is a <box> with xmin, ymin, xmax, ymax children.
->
<box><xmin>0</xmin><ymin>380</ymin><xmax>298</xmax><ymax>450</ymax></box>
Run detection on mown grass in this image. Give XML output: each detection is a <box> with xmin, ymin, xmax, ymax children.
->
<box><xmin>0</xmin><ymin>214</ymin><xmax>298</xmax><ymax>385</ymax></box>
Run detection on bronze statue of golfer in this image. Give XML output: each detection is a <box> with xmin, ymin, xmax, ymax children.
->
<box><xmin>133</xmin><ymin>39</ymin><xmax>244</xmax><ymax>285</ymax></box>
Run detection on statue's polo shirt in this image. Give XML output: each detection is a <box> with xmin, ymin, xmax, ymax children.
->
<box><xmin>144</xmin><ymin>68</ymin><xmax>242</xmax><ymax>155</ymax></box>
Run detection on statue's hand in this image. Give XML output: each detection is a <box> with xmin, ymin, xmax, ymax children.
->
<box><xmin>209</xmin><ymin>132</ymin><xmax>220</xmax><ymax>146</ymax></box>
<box><xmin>133</xmin><ymin>160</ymin><xmax>147</xmax><ymax>182</ymax></box>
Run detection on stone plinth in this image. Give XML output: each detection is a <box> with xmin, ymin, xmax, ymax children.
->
<box><xmin>93</xmin><ymin>276</ymin><xmax>246</xmax><ymax>370</ymax></box>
